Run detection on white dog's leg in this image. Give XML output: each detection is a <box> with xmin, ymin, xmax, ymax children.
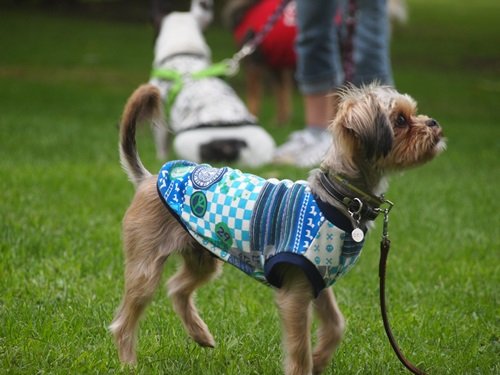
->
<box><xmin>152</xmin><ymin>119</ymin><xmax>169</xmax><ymax>160</ymax></box>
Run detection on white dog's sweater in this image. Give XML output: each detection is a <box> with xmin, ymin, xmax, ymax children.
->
<box><xmin>157</xmin><ymin>160</ymin><xmax>364</xmax><ymax>296</ymax></box>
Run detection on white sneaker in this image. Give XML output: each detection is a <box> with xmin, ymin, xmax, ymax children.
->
<box><xmin>273</xmin><ymin>128</ymin><xmax>331</xmax><ymax>168</ymax></box>
<box><xmin>273</xmin><ymin>129</ymin><xmax>317</xmax><ymax>164</ymax></box>
<box><xmin>296</xmin><ymin>134</ymin><xmax>331</xmax><ymax>168</ymax></box>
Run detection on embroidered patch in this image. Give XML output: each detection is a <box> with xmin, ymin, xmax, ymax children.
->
<box><xmin>170</xmin><ymin>165</ymin><xmax>196</xmax><ymax>179</ymax></box>
<box><xmin>190</xmin><ymin>165</ymin><xmax>227</xmax><ymax>190</ymax></box>
<box><xmin>215</xmin><ymin>222</ymin><xmax>233</xmax><ymax>250</ymax></box>
<box><xmin>190</xmin><ymin>191</ymin><xmax>207</xmax><ymax>218</ymax></box>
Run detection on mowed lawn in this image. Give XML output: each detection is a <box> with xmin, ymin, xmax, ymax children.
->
<box><xmin>0</xmin><ymin>0</ymin><xmax>499</xmax><ymax>373</ymax></box>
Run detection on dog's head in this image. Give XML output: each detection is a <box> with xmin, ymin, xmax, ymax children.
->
<box><xmin>326</xmin><ymin>84</ymin><xmax>446</xmax><ymax>174</ymax></box>
<box><xmin>190</xmin><ymin>0</ymin><xmax>214</xmax><ymax>31</ymax></box>
<box><xmin>152</xmin><ymin>0</ymin><xmax>213</xmax><ymax>37</ymax></box>
<box><xmin>154</xmin><ymin>11</ymin><xmax>211</xmax><ymax>68</ymax></box>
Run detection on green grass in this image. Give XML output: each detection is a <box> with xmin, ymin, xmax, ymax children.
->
<box><xmin>1</xmin><ymin>1</ymin><xmax>499</xmax><ymax>373</ymax></box>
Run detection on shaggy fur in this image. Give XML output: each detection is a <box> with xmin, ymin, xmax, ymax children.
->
<box><xmin>110</xmin><ymin>83</ymin><xmax>445</xmax><ymax>374</ymax></box>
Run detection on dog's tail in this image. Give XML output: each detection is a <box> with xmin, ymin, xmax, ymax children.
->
<box><xmin>119</xmin><ymin>84</ymin><xmax>163</xmax><ymax>188</ymax></box>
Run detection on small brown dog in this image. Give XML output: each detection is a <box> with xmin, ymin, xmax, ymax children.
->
<box><xmin>110</xmin><ymin>83</ymin><xmax>445</xmax><ymax>374</ymax></box>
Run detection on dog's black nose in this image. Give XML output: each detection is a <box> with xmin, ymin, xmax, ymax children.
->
<box><xmin>426</xmin><ymin>118</ymin><xmax>439</xmax><ymax>127</ymax></box>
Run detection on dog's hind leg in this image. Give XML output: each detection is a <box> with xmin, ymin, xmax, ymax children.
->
<box><xmin>110</xmin><ymin>180</ymin><xmax>185</xmax><ymax>364</ymax></box>
<box><xmin>110</xmin><ymin>252</ymin><xmax>166</xmax><ymax>364</ymax></box>
<box><xmin>312</xmin><ymin>288</ymin><xmax>345</xmax><ymax>374</ymax></box>
<box><xmin>167</xmin><ymin>246</ymin><xmax>222</xmax><ymax>347</ymax></box>
<box><xmin>275</xmin><ymin>266</ymin><xmax>315</xmax><ymax>375</ymax></box>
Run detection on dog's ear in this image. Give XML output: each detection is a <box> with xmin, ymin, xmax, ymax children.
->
<box><xmin>191</xmin><ymin>0</ymin><xmax>214</xmax><ymax>30</ymax></box>
<box><xmin>151</xmin><ymin>0</ymin><xmax>173</xmax><ymax>38</ymax></box>
<box><xmin>362</xmin><ymin>102</ymin><xmax>393</xmax><ymax>159</ymax></box>
<box><xmin>336</xmin><ymin>94</ymin><xmax>393</xmax><ymax>160</ymax></box>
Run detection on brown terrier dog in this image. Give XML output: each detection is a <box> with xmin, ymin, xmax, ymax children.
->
<box><xmin>110</xmin><ymin>83</ymin><xmax>445</xmax><ymax>374</ymax></box>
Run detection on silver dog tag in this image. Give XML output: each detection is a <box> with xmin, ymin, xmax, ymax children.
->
<box><xmin>351</xmin><ymin>228</ymin><xmax>364</xmax><ymax>243</ymax></box>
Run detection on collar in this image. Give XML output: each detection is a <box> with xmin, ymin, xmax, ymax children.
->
<box><xmin>313</xmin><ymin>194</ymin><xmax>356</xmax><ymax>233</ymax></box>
<box><xmin>155</xmin><ymin>52</ymin><xmax>207</xmax><ymax>68</ymax></box>
<box><xmin>318</xmin><ymin>171</ymin><xmax>391</xmax><ymax>224</ymax></box>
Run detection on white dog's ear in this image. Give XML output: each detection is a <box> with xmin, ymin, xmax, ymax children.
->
<box><xmin>190</xmin><ymin>0</ymin><xmax>214</xmax><ymax>30</ymax></box>
<box><xmin>336</xmin><ymin>94</ymin><xmax>393</xmax><ymax>160</ymax></box>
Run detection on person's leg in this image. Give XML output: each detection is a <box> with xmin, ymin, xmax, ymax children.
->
<box><xmin>273</xmin><ymin>92</ymin><xmax>339</xmax><ymax>167</ymax></box>
<box><xmin>296</xmin><ymin>0</ymin><xmax>340</xmax><ymax>129</ymax></box>
<box><xmin>303</xmin><ymin>93</ymin><xmax>338</xmax><ymax>130</ymax></box>
<box><xmin>353</xmin><ymin>0</ymin><xmax>394</xmax><ymax>86</ymax></box>
<box><xmin>295</xmin><ymin>0</ymin><xmax>341</xmax><ymax>95</ymax></box>
<box><xmin>274</xmin><ymin>0</ymin><xmax>339</xmax><ymax>167</ymax></box>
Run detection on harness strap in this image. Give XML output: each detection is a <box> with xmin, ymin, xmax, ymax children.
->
<box><xmin>151</xmin><ymin>68</ymin><xmax>183</xmax><ymax>118</ymax></box>
<box><xmin>151</xmin><ymin>61</ymin><xmax>235</xmax><ymax>119</ymax></box>
<box><xmin>175</xmin><ymin>120</ymin><xmax>258</xmax><ymax>134</ymax></box>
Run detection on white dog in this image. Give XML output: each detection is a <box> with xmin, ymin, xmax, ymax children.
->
<box><xmin>148</xmin><ymin>0</ymin><xmax>276</xmax><ymax>167</ymax></box>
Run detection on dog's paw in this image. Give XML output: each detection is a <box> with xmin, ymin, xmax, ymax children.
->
<box><xmin>192</xmin><ymin>331</ymin><xmax>216</xmax><ymax>348</ymax></box>
<box><xmin>312</xmin><ymin>352</ymin><xmax>330</xmax><ymax>375</ymax></box>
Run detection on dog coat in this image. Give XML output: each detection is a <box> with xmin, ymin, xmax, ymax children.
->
<box><xmin>157</xmin><ymin>160</ymin><xmax>364</xmax><ymax>297</ymax></box>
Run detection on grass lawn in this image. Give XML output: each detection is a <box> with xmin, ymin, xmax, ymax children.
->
<box><xmin>0</xmin><ymin>0</ymin><xmax>499</xmax><ymax>373</ymax></box>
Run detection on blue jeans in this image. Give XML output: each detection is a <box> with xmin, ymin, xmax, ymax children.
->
<box><xmin>295</xmin><ymin>0</ymin><xmax>393</xmax><ymax>94</ymax></box>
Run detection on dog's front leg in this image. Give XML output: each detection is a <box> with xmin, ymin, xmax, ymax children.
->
<box><xmin>275</xmin><ymin>266</ymin><xmax>314</xmax><ymax>375</ymax></box>
<box><xmin>245</xmin><ymin>61</ymin><xmax>264</xmax><ymax>118</ymax></box>
<box><xmin>273</xmin><ymin>68</ymin><xmax>293</xmax><ymax>126</ymax></box>
<box><xmin>312</xmin><ymin>288</ymin><xmax>345</xmax><ymax>374</ymax></box>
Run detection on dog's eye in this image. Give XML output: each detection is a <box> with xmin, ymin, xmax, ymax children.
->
<box><xmin>395</xmin><ymin>114</ymin><xmax>408</xmax><ymax>127</ymax></box>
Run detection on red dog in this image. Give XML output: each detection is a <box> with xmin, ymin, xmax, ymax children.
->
<box><xmin>224</xmin><ymin>0</ymin><xmax>297</xmax><ymax>125</ymax></box>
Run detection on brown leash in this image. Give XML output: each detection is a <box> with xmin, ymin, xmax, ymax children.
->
<box><xmin>379</xmin><ymin>210</ymin><xmax>426</xmax><ymax>375</ymax></box>
<box><xmin>319</xmin><ymin>174</ymin><xmax>427</xmax><ymax>373</ymax></box>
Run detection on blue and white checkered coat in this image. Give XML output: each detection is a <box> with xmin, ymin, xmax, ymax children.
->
<box><xmin>157</xmin><ymin>160</ymin><xmax>364</xmax><ymax>296</ymax></box>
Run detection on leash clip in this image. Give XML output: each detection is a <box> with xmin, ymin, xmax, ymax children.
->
<box><xmin>225</xmin><ymin>44</ymin><xmax>255</xmax><ymax>76</ymax></box>
<box><xmin>347</xmin><ymin>197</ymin><xmax>363</xmax><ymax>223</ymax></box>
<box><xmin>222</xmin><ymin>58</ymin><xmax>240</xmax><ymax>77</ymax></box>
<box><xmin>378</xmin><ymin>198</ymin><xmax>394</xmax><ymax>240</ymax></box>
